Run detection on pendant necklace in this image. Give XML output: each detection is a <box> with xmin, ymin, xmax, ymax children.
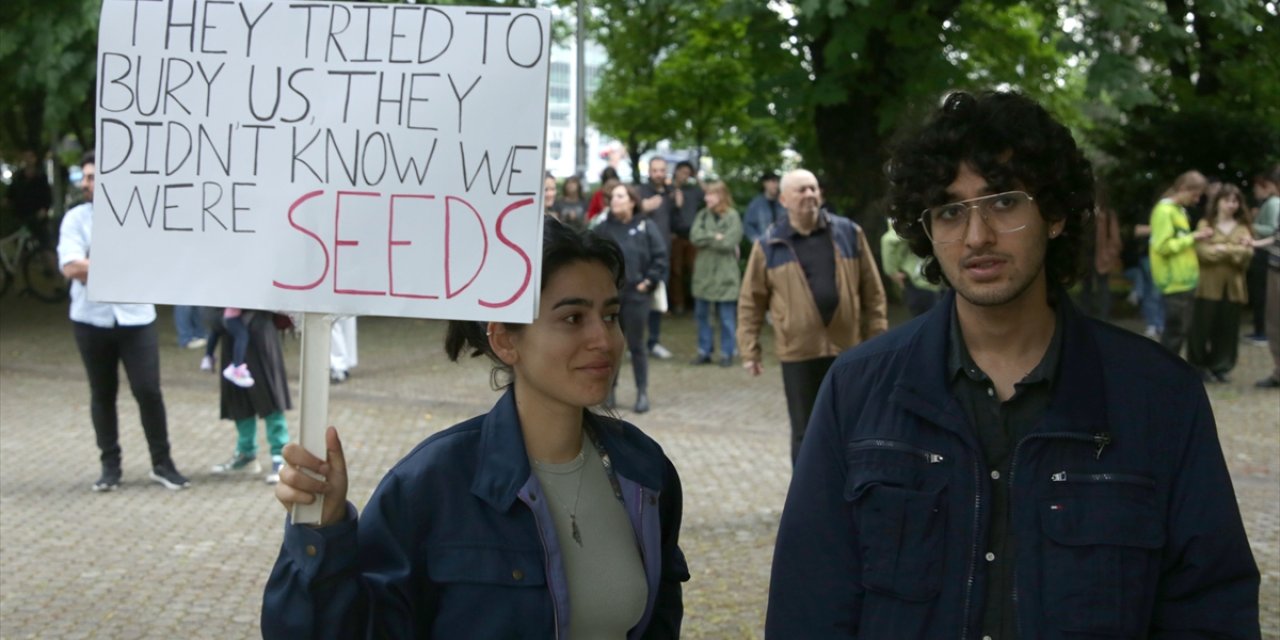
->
<box><xmin>566</xmin><ymin>463</ymin><xmax>585</xmax><ymax>546</ymax></box>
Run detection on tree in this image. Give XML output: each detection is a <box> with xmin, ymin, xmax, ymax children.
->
<box><xmin>0</xmin><ymin>0</ymin><xmax>101</xmax><ymax>215</ymax></box>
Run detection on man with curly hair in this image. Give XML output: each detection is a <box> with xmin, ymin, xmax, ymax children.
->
<box><xmin>766</xmin><ymin>91</ymin><xmax>1259</xmax><ymax>639</ymax></box>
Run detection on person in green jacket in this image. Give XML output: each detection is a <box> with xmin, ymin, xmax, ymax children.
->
<box><xmin>880</xmin><ymin>223</ymin><xmax>941</xmax><ymax>318</ymax></box>
<box><xmin>1150</xmin><ymin>170</ymin><xmax>1212</xmax><ymax>357</ymax></box>
<box><xmin>688</xmin><ymin>180</ymin><xmax>744</xmax><ymax>366</ymax></box>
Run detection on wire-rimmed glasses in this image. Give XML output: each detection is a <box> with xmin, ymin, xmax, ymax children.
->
<box><xmin>919</xmin><ymin>191</ymin><xmax>1036</xmax><ymax>244</ymax></box>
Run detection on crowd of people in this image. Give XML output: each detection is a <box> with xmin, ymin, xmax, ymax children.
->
<box><xmin>26</xmin><ymin>80</ymin><xmax>1269</xmax><ymax>639</ymax></box>
<box><xmin>261</xmin><ymin>91</ymin><xmax>1264</xmax><ymax>638</ymax></box>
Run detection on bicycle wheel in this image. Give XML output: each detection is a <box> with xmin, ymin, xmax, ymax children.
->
<box><xmin>21</xmin><ymin>246</ymin><xmax>68</xmax><ymax>302</ymax></box>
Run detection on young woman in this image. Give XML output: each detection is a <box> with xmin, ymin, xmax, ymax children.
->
<box><xmin>557</xmin><ymin>175</ymin><xmax>588</xmax><ymax>231</ymax></box>
<box><xmin>263</xmin><ymin>220</ymin><xmax>688</xmax><ymax>639</ymax></box>
<box><xmin>543</xmin><ymin>173</ymin><xmax>560</xmax><ymax>220</ymax></box>
<box><xmin>688</xmin><ymin>181</ymin><xmax>743</xmax><ymax>366</ymax></box>
<box><xmin>1188</xmin><ymin>184</ymin><xmax>1255</xmax><ymax>382</ymax></box>
<box><xmin>592</xmin><ymin>184</ymin><xmax>669</xmax><ymax>413</ymax></box>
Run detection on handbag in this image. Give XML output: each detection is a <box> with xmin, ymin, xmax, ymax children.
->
<box><xmin>650</xmin><ymin>280</ymin><xmax>669</xmax><ymax>313</ymax></box>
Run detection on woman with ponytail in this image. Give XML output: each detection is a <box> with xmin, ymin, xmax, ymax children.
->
<box><xmin>263</xmin><ymin>218</ymin><xmax>688</xmax><ymax>639</ymax></box>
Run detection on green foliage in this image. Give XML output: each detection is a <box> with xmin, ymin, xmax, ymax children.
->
<box><xmin>0</xmin><ymin>0</ymin><xmax>101</xmax><ymax>157</ymax></box>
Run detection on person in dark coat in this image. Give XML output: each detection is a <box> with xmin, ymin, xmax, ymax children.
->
<box><xmin>262</xmin><ymin>220</ymin><xmax>687</xmax><ymax>639</ymax></box>
<box><xmin>209</xmin><ymin>310</ymin><xmax>292</xmax><ymax>484</ymax></box>
<box><xmin>766</xmin><ymin>90</ymin><xmax>1260</xmax><ymax>639</ymax></box>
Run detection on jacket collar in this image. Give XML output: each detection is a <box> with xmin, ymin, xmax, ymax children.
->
<box><xmin>892</xmin><ymin>289</ymin><xmax>1108</xmax><ymax>439</ymax></box>
<box><xmin>766</xmin><ymin>208</ymin><xmax>832</xmax><ymax>244</ymax></box>
<box><xmin>470</xmin><ymin>387</ymin><xmax>665</xmax><ymax>512</ymax></box>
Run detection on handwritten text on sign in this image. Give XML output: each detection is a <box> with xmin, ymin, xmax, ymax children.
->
<box><xmin>91</xmin><ymin>0</ymin><xmax>550</xmax><ymax>321</ymax></box>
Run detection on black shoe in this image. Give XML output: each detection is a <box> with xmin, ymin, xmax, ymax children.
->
<box><xmin>92</xmin><ymin>467</ymin><xmax>122</xmax><ymax>493</ymax></box>
<box><xmin>634</xmin><ymin>391</ymin><xmax>650</xmax><ymax>414</ymax></box>
<box><xmin>719</xmin><ymin>355</ymin><xmax>734</xmax><ymax>368</ymax></box>
<box><xmin>1212</xmin><ymin>371</ymin><xmax>1231</xmax><ymax>383</ymax></box>
<box><xmin>1256</xmin><ymin>376</ymin><xmax>1280</xmax><ymax>389</ymax></box>
<box><xmin>149</xmin><ymin>461</ymin><xmax>191</xmax><ymax>490</ymax></box>
<box><xmin>689</xmin><ymin>353</ymin><xmax>712</xmax><ymax>365</ymax></box>
<box><xmin>1199</xmin><ymin>369</ymin><xmax>1215</xmax><ymax>383</ymax></box>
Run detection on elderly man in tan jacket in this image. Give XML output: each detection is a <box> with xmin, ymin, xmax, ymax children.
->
<box><xmin>738</xmin><ymin>169</ymin><xmax>887</xmax><ymax>465</ymax></box>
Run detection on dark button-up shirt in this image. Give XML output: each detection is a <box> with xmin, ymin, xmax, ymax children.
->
<box><xmin>949</xmin><ymin>302</ymin><xmax>1063</xmax><ymax>640</ymax></box>
<box><xmin>788</xmin><ymin>221</ymin><xmax>838</xmax><ymax>326</ymax></box>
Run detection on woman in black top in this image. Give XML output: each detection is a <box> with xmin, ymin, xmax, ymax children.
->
<box><xmin>592</xmin><ymin>184</ymin><xmax>668</xmax><ymax>413</ymax></box>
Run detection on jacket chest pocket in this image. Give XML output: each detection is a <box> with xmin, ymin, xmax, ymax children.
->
<box><xmin>843</xmin><ymin>439</ymin><xmax>949</xmax><ymax>602</ymax></box>
<box><xmin>426</xmin><ymin>545</ymin><xmax>552</xmax><ymax>635</ymax></box>
<box><xmin>1039</xmin><ymin>472</ymin><xmax>1165</xmax><ymax>636</ymax></box>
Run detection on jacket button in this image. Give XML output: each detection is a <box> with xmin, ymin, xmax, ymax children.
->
<box><xmin>305</xmin><ymin>545</ymin><xmax>317</xmax><ymax>557</ymax></box>
<box><xmin>985</xmin><ymin>552</ymin><xmax>996</xmax><ymax>562</ymax></box>
<box><xmin>990</xmin><ymin>470</ymin><xmax>1000</xmax><ymax>480</ymax></box>
<box><xmin>512</xmin><ymin>569</ymin><xmax>524</xmax><ymax>581</ymax></box>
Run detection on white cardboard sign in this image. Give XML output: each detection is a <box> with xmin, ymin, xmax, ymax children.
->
<box><xmin>91</xmin><ymin>0</ymin><xmax>550</xmax><ymax>322</ymax></box>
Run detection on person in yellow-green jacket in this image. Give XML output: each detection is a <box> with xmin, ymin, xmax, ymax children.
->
<box><xmin>1150</xmin><ymin>170</ymin><xmax>1213</xmax><ymax>356</ymax></box>
<box><xmin>880</xmin><ymin>224</ymin><xmax>941</xmax><ymax>318</ymax></box>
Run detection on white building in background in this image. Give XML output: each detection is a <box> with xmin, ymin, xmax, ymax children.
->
<box><xmin>544</xmin><ymin>40</ymin><xmax>632</xmax><ymax>184</ymax></box>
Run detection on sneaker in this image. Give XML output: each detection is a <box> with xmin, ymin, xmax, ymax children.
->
<box><xmin>149</xmin><ymin>461</ymin><xmax>191</xmax><ymax>490</ymax></box>
<box><xmin>223</xmin><ymin>363</ymin><xmax>255</xmax><ymax>388</ymax></box>
<box><xmin>330</xmin><ymin>369</ymin><xmax>348</xmax><ymax>384</ymax></box>
<box><xmin>265</xmin><ymin>456</ymin><xmax>284</xmax><ymax>485</ymax></box>
<box><xmin>199</xmin><ymin>355</ymin><xmax>214</xmax><ymax>371</ymax></box>
<box><xmin>1143</xmin><ymin>326</ymin><xmax>1160</xmax><ymax>340</ymax></box>
<box><xmin>650</xmin><ymin>343</ymin><xmax>673</xmax><ymax>360</ymax></box>
<box><xmin>689</xmin><ymin>353</ymin><xmax>712</xmax><ymax>365</ymax></box>
<box><xmin>1256</xmin><ymin>376</ymin><xmax>1280</xmax><ymax>389</ymax></box>
<box><xmin>92</xmin><ymin>467</ymin><xmax>122</xmax><ymax>492</ymax></box>
<box><xmin>211</xmin><ymin>451</ymin><xmax>261</xmax><ymax>474</ymax></box>
<box><xmin>184</xmin><ymin>337</ymin><xmax>208</xmax><ymax>350</ymax></box>
<box><xmin>719</xmin><ymin>355</ymin><xmax>734</xmax><ymax>368</ymax></box>
<box><xmin>1248</xmin><ymin>334</ymin><xmax>1269</xmax><ymax>346</ymax></box>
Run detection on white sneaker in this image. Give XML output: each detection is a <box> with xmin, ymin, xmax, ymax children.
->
<box><xmin>265</xmin><ymin>456</ymin><xmax>284</xmax><ymax>485</ymax></box>
<box><xmin>650</xmin><ymin>344</ymin><xmax>673</xmax><ymax>360</ymax></box>
<box><xmin>199</xmin><ymin>355</ymin><xmax>214</xmax><ymax>371</ymax></box>
<box><xmin>1143</xmin><ymin>326</ymin><xmax>1160</xmax><ymax>340</ymax></box>
<box><xmin>223</xmin><ymin>363</ymin><xmax>255</xmax><ymax>388</ymax></box>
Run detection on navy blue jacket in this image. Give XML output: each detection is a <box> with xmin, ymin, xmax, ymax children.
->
<box><xmin>262</xmin><ymin>389</ymin><xmax>689</xmax><ymax>639</ymax></box>
<box><xmin>766</xmin><ymin>291</ymin><xmax>1260</xmax><ymax>639</ymax></box>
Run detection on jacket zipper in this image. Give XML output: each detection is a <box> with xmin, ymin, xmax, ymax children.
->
<box><xmin>1008</xmin><ymin>431</ymin><xmax>1112</xmax><ymax>640</ymax></box>
<box><xmin>1050</xmin><ymin>471</ymin><xmax>1154</xmax><ymax>488</ymax></box>
<box><xmin>528</xmin><ymin>493</ymin><xmax>562</xmax><ymax>640</ymax></box>
<box><xmin>959</xmin><ymin>455</ymin><xmax>982</xmax><ymax>640</ymax></box>
<box><xmin>848</xmin><ymin>439</ymin><xmax>945</xmax><ymax>463</ymax></box>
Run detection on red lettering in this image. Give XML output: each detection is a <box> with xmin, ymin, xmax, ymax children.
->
<box><xmin>272</xmin><ymin>190</ymin><xmax>329</xmax><ymax>290</ymax></box>
<box><xmin>444</xmin><ymin>195</ymin><xmax>487</xmax><ymax>299</ymax></box>
<box><xmin>388</xmin><ymin>194</ymin><xmax>438</xmax><ymax>300</ymax></box>
<box><xmin>479</xmin><ymin>198</ymin><xmax>534</xmax><ymax>308</ymax></box>
<box><xmin>333</xmin><ymin>190</ymin><xmax>384</xmax><ymax>296</ymax></box>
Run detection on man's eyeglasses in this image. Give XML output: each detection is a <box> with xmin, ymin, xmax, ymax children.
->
<box><xmin>919</xmin><ymin>191</ymin><xmax>1036</xmax><ymax>244</ymax></box>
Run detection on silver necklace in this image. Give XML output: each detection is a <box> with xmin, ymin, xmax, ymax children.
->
<box><xmin>536</xmin><ymin>450</ymin><xmax>587</xmax><ymax>547</ymax></box>
<box><xmin>566</xmin><ymin>462</ymin><xmax>585</xmax><ymax>547</ymax></box>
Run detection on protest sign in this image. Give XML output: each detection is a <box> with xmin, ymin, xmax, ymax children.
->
<box><xmin>90</xmin><ymin>0</ymin><xmax>551</xmax><ymax>323</ymax></box>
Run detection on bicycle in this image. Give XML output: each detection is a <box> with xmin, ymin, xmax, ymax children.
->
<box><xmin>0</xmin><ymin>223</ymin><xmax>68</xmax><ymax>302</ymax></box>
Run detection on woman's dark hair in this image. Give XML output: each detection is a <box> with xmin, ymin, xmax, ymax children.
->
<box><xmin>606</xmin><ymin>183</ymin><xmax>641</xmax><ymax>217</ymax></box>
<box><xmin>886</xmin><ymin>90</ymin><xmax>1095</xmax><ymax>288</ymax></box>
<box><xmin>599</xmin><ymin>166</ymin><xmax>620</xmax><ymax>183</ymax></box>
<box><xmin>562</xmin><ymin>176</ymin><xmax>583</xmax><ymax>200</ymax></box>
<box><xmin>1210</xmin><ymin>184</ymin><xmax>1249</xmax><ymax>225</ymax></box>
<box><xmin>444</xmin><ymin>217</ymin><xmax>626</xmax><ymax>386</ymax></box>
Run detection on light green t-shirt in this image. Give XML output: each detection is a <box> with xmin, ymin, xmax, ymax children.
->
<box><xmin>531</xmin><ymin>440</ymin><xmax>647</xmax><ymax>638</ymax></box>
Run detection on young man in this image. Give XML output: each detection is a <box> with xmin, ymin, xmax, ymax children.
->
<box><xmin>738</xmin><ymin>169</ymin><xmax>887</xmax><ymax>466</ymax></box>
<box><xmin>743</xmin><ymin>171</ymin><xmax>783</xmax><ymax>244</ymax></box>
<box><xmin>639</xmin><ymin>156</ymin><xmax>676</xmax><ymax>359</ymax></box>
<box><xmin>1149</xmin><ymin>170</ymin><xmax>1213</xmax><ymax>356</ymax></box>
<box><xmin>766</xmin><ymin>92</ymin><xmax>1259</xmax><ymax>638</ymax></box>
<box><xmin>58</xmin><ymin>153</ymin><xmax>191</xmax><ymax>492</ymax></box>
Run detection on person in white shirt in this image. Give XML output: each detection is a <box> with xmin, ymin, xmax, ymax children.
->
<box><xmin>57</xmin><ymin>152</ymin><xmax>190</xmax><ymax>492</ymax></box>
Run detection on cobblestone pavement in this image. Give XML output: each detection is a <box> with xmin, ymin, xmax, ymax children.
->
<box><xmin>1</xmin><ymin>296</ymin><xmax>1276</xmax><ymax>638</ymax></box>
